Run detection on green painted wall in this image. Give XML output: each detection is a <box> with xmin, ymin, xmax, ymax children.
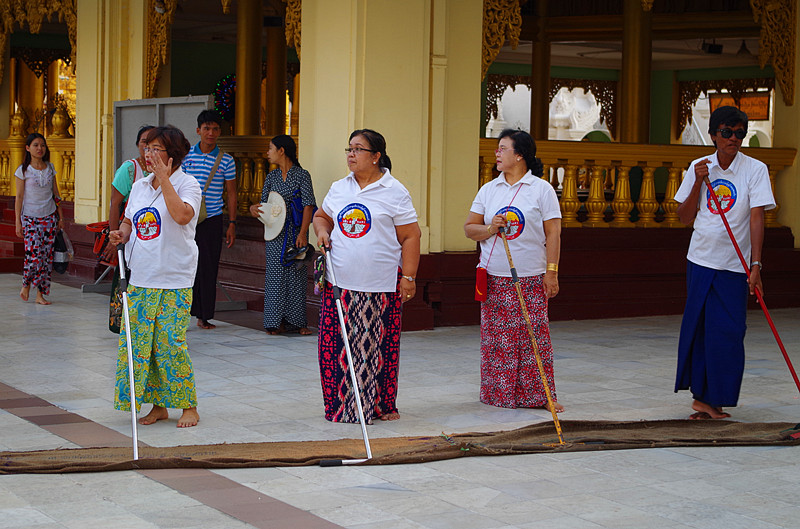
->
<box><xmin>650</xmin><ymin>70</ymin><xmax>673</xmax><ymax>145</ymax></box>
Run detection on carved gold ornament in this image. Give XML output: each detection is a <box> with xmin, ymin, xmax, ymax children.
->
<box><xmin>677</xmin><ymin>78</ymin><xmax>775</xmax><ymax>135</ymax></box>
<box><xmin>482</xmin><ymin>0</ymin><xmax>522</xmax><ymax>79</ymax></box>
<box><xmin>221</xmin><ymin>0</ymin><xmax>232</xmax><ymax>15</ymax></box>
<box><xmin>0</xmin><ymin>0</ymin><xmax>77</xmax><ymax>85</ymax></box>
<box><xmin>146</xmin><ymin>0</ymin><xmax>178</xmax><ymax>99</ymax></box>
<box><xmin>283</xmin><ymin>0</ymin><xmax>301</xmax><ymax>58</ymax></box>
<box><xmin>641</xmin><ymin>0</ymin><xmax>654</xmax><ymax>11</ymax></box>
<box><xmin>750</xmin><ymin>0</ymin><xmax>796</xmax><ymax>106</ymax></box>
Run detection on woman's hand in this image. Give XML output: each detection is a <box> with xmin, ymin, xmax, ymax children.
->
<box><xmin>150</xmin><ymin>154</ymin><xmax>173</xmax><ymax>186</ymax></box>
<box><xmin>296</xmin><ymin>231</ymin><xmax>308</xmax><ymax>249</ymax></box>
<box><xmin>490</xmin><ymin>214</ymin><xmax>508</xmax><ymax>234</ymax></box>
<box><xmin>399</xmin><ymin>277</ymin><xmax>416</xmax><ymax>303</ymax></box>
<box><xmin>102</xmin><ymin>241</ymin><xmax>117</xmax><ymax>262</ymax></box>
<box><xmin>109</xmin><ymin>229</ymin><xmax>130</xmax><ymax>246</ymax></box>
<box><xmin>57</xmin><ymin>218</ymin><xmax>65</xmax><ymax>231</ymax></box>
<box><xmin>249</xmin><ymin>203</ymin><xmax>263</xmax><ymax>218</ymax></box>
<box><xmin>316</xmin><ymin>231</ymin><xmax>330</xmax><ymax>253</ymax></box>
<box><xmin>543</xmin><ymin>271</ymin><xmax>559</xmax><ymax>298</ymax></box>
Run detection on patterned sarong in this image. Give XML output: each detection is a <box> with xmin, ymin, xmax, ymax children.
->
<box><xmin>675</xmin><ymin>261</ymin><xmax>748</xmax><ymax>407</ymax></box>
<box><xmin>318</xmin><ymin>279</ymin><xmax>402</xmax><ymax>423</ymax></box>
<box><xmin>21</xmin><ymin>213</ymin><xmax>58</xmax><ymax>295</ymax></box>
<box><xmin>480</xmin><ymin>274</ymin><xmax>557</xmax><ymax>408</ymax></box>
<box><xmin>114</xmin><ymin>286</ymin><xmax>197</xmax><ymax>413</ymax></box>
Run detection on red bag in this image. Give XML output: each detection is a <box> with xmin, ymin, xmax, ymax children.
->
<box><xmin>475</xmin><ymin>266</ymin><xmax>488</xmax><ymax>302</ymax></box>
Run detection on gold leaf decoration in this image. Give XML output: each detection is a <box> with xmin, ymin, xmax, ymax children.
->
<box><xmin>0</xmin><ymin>0</ymin><xmax>77</xmax><ymax>85</ymax></box>
<box><xmin>751</xmin><ymin>0</ymin><xmax>795</xmax><ymax>105</ymax></box>
<box><xmin>145</xmin><ymin>0</ymin><xmax>178</xmax><ymax>99</ymax></box>
<box><xmin>284</xmin><ymin>0</ymin><xmax>301</xmax><ymax>59</ymax></box>
<box><xmin>482</xmin><ymin>0</ymin><xmax>522</xmax><ymax>80</ymax></box>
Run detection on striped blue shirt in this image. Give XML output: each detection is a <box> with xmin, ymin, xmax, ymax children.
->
<box><xmin>181</xmin><ymin>143</ymin><xmax>237</xmax><ymax>218</ymax></box>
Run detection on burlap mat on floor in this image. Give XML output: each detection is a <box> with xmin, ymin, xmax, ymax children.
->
<box><xmin>2</xmin><ymin>420</ymin><xmax>799</xmax><ymax>474</ymax></box>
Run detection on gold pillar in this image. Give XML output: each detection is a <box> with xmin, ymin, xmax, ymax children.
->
<box><xmin>234</xmin><ymin>0</ymin><xmax>263</xmax><ymax>135</ymax></box>
<box><xmin>265</xmin><ymin>19</ymin><xmax>287</xmax><ymax>136</ymax></box>
<box><xmin>290</xmin><ymin>73</ymin><xmax>300</xmax><ymax>135</ymax></box>
<box><xmin>529</xmin><ymin>0</ymin><xmax>549</xmax><ymax>140</ymax></box>
<box><xmin>618</xmin><ymin>0</ymin><xmax>651</xmax><ymax>143</ymax></box>
<box><xmin>8</xmin><ymin>57</ymin><xmax>17</xmax><ymax>128</ymax></box>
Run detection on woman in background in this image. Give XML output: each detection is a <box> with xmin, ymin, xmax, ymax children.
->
<box><xmin>15</xmin><ymin>133</ymin><xmax>64</xmax><ymax>305</ymax></box>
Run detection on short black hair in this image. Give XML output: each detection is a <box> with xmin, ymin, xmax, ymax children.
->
<box><xmin>136</xmin><ymin>125</ymin><xmax>155</xmax><ymax>146</ymax></box>
<box><xmin>197</xmin><ymin>110</ymin><xmax>223</xmax><ymax>128</ymax></box>
<box><xmin>498</xmin><ymin>129</ymin><xmax>544</xmax><ymax>177</ymax></box>
<box><xmin>708</xmin><ymin>106</ymin><xmax>748</xmax><ymax>135</ymax></box>
<box><xmin>146</xmin><ymin>125</ymin><xmax>191</xmax><ymax>167</ymax></box>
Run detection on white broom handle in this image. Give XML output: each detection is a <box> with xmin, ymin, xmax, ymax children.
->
<box><xmin>118</xmin><ymin>245</ymin><xmax>139</xmax><ymax>460</ymax></box>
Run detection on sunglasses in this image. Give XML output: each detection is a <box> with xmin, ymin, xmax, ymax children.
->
<box><xmin>716</xmin><ymin>128</ymin><xmax>746</xmax><ymax>140</ymax></box>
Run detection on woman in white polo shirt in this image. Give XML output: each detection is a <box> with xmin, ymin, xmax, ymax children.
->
<box><xmin>464</xmin><ymin>129</ymin><xmax>564</xmax><ymax>412</ymax></box>
<box><xmin>313</xmin><ymin>129</ymin><xmax>421</xmax><ymax>423</ymax></box>
<box><xmin>109</xmin><ymin>126</ymin><xmax>203</xmax><ymax>428</ymax></box>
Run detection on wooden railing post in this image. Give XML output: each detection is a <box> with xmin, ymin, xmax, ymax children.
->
<box><xmin>583</xmin><ymin>164</ymin><xmax>608</xmax><ymax>227</ymax></box>
<box><xmin>661</xmin><ymin>166</ymin><xmax>683</xmax><ymax>228</ymax></box>
<box><xmin>609</xmin><ymin>165</ymin><xmax>634</xmax><ymax>227</ymax></box>
<box><xmin>237</xmin><ymin>156</ymin><xmax>253</xmax><ymax>217</ymax></box>
<box><xmin>636</xmin><ymin>165</ymin><xmax>659</xmax><ymax>228</ymax></box>
<box><xmin>560</xmin><ymin>164</ymin><xmax>581</xmax><ymax>227</ymax></box>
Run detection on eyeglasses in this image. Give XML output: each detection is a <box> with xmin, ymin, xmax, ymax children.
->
<box><xmin>144</xmin><ymin>147</ymin><xmax>166</xmax><ymax>154</ymax></box>
<box><xmin>716</xmin><ymin>128</ymin><xmax>746</xmax><ymax>140</ymax></box>
<box><xmin>344</xmin><ymin>147</ymin><xmax>376</xmax><ymax>155</ymax></box>
<box><xmin>495</xmin><ymin>147</ymin><xmax>514</xmax><ymax>155</ymax></box>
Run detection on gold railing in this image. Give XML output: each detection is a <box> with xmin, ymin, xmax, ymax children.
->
<box><xmin>217</xmin><ymin>135</ymin><xmax>282</xmax><ymax>216</ymax></box>
<box><xmin>479</xmin><ymin>139</ymin><xmax>797</xmax><ymax>228</ymax></box>
<box><xmin>0</xmin><ymin>137</ymin><xmax>75</xmax><ymax>200</ymax></box>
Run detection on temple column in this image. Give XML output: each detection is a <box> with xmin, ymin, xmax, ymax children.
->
<box><xmin>74</xmin><ymin>0</ymin><xmax>147</xmax><ymax>224</ymax></box>
<box><xmin>529</xmin><ymin>0</ymin><xmax>550</xmax><ymax>140</ymax></box>
<box><xmin>234</xmin><ymin>0</ymin><xmax>262</xmax><ymax>136</ymax></box>
<box><xmin>265</xmin><ymin>17</ymin><xmax>287</xmax><ymax>136</ymax></box>
<box><xmin>299</xmin><ymin>0</ymin><xmax>482</xmax><ymax>253</ymax></box>
<box><xmin>618</xmin><ymin>0</ymin><xmax>651</xmax><ymax>144</ymax></box>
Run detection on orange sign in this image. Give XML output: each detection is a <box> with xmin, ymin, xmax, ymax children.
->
<box><xmin>709</xmin><ymin>92</ymin><xmax>770</xmax><ymax>121</ymax></box>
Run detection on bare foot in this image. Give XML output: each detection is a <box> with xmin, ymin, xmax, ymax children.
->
<box><xmin>299</xmin><ymin>327</ymin><xmax>313</xmax><ymax>336</ymax></box>
<box><xmin>35</xmin><ymin>293</ymin><xmax>51</xmax><ymax>305</ymax></box>
<box><xmin>543</xmin><ymin>401</ymin><xmax>565</xmax><ymax>413</ymax></box>
<box><xmin>379</xmin><ymin>412</ymin><xmax>400</xmax><ymax>421</ymax></box>
<box><xmin>138</xmin><ymin>405</ymin><xmax>169</xmax><ymax>425</ymax></box>
<box><xmin>177</xmin><ymin>407</ymin><xmax>199</xmax><ymax>428</ymax></box>
<box><xmin>20</xmin><ymin>286</ymin><xmax>29</xmax><ymax>302</ymax></box>
<box><xmin>691</xmin><ymin>400</ymin><xmax>730</xmax><ymax>419</ymax></box>
<box><xmin>197</xmin><ymin>319</ymin><xmax>216</xmax><ymax>329</ymax></box>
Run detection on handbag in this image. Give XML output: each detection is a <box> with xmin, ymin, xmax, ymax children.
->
<box><xmin>53</xmin><ymin>230</ymin><xmax>73</xmax><ymax>274</ymax></box>
<box><xmin>475</xmin><ymin>266</ymin><xmax>488</xmax><ymax>302</ymax></box>
<box><xmin>197</xmin><ymin>149</ymin><xmax>225</xmax><ymax>224</ymax></box>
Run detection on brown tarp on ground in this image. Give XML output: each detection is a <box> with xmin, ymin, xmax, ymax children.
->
<box><xmin>2</xmin><ymin>419</ymin><xmax>799</xmax><ymax>475</ymax></box>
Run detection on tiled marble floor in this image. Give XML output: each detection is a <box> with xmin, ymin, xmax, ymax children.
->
<box><xmin>1</xmin><ymin>273</ymin><xmax>800</xmax><ymax>528</ymax></box>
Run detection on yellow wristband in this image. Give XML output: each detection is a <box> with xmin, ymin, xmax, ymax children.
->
<box><xmin>487</xmin><ymin>224</ymin><xmax>493</xmax><ymax>234</ymax></box>
<box><xmin>546</xmin><ymin>263</ymin><xmax>558</xmax><ymax>272</ymax></box>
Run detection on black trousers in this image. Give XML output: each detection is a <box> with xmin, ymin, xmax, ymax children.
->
<box><xmin>191</xmin><ymin>213</ymin><xmax>223</xmax><ymax>321</ymax></box>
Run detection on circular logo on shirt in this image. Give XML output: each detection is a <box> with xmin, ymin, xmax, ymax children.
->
<box><xmin>494</xmin><ymin>206</ymin><xmax>525</xmax><ymax>240</ymax></box>
<box><xmin>133</xmin><ymin>207</ymin><xmax>161</xmax><ymax>240</ymax></box>
<box><xmin>337</xmin><ymin>203</ymin><xmax>372</xmax><ymax>238</ymax></box>
<box><xmin>706</xmin><ymin>179</ymin><xmax>737</xmax><ymax>215</ymax></box>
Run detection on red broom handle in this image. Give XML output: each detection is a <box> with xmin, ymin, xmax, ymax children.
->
<box><xmin>703</xmin><ymin>177</ymin><xmax>800</xmax><ymax>395</ymax></box>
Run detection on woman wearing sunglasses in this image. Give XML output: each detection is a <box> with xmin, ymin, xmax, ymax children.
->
<box><xmin>674</xmin><ymin>106</ymin><xmax>776</xmax><ymax>420</ymax></box>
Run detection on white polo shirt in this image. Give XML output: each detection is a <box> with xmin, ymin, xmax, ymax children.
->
<box><xmin>470</xmin><ymin>170</ymin><xmax>561</xmax><ymax>277</ymax></box>
<box><xmin>123</xmin><ymin>169</ymin><xmax>203</xmax><ymax>290</ymax></box>
<box><xmin>675</xmin><ymin>151</ymin><xmax>775</xmax><ymax>273</ymax></box>
<box><xmin>321</xmin><ymin>169</ymin><xmax>417</xmax><ymax>292</ymax></box>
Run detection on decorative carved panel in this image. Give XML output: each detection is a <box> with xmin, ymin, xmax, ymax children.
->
<box><xmin>284</xmin><ymin>0</ymin><xmax>301</xmax><ymax>58</ymax></box>
<box><xmin>677</xmin><ymin>78</ymin><xmax>775</xmax><ymax>134</ymax></box>
<box><xmin>482</xmin><ymin>0</ymin><xmax>522</xmax><ymax>79</ymax></box>
<box><xmin>751</xmin><ymin>0</ymin><xmax>796</xmax><ymax>106</ymax></box>
<box><xmin>146</xmin><ymin>0</ymin><xmax>178</xmax><ymax>99</ymax></box>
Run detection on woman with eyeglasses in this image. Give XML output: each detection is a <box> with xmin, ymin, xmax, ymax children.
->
<box><xmin>108</xmin><ymin>126</ymin><xmax>203</xmax><ymax>428</ymax></box>
<box><xmin>313</xmin><ymin>129</ymin><xmax>421</xmax><ymax>423</ymax></box>
<box><xmin>463</xmin><ymin>129</ymin><xmax>564</xmax><ymax>412</ymax></box>
<box><xmin>248</xmin><ymin>134</ymin><xmax>316</xmax><ymax>336</ymax></box>
<box><xmin>674</xmin><ymin>106</ymin><xmax>775</xmax><ymax>420</ymax></box>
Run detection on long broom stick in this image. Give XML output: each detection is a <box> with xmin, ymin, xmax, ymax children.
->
<box><xmin>319</xmin><ymin>246</ymin><xmax>373</xmax><ymax>466</ymax></box>
<box><xmin>117</xmin><ymin>244</ymin><xmax>139</xmax><ymax>461</ymax></box>
<box><xmin>498</xmin><ymin>228</ymin><xmax>565</xmax><ymax>445</ymax></box>
<box><xmin>703</xmin><ymin>176</ymin><xmax>800</xmax><ymax>395</ymax></box>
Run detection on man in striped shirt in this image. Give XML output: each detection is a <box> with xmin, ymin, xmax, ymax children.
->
<box><xmin>181</xmin><ymin>110</ymin><xmax>238</xmax><ymax>329</ymax></box>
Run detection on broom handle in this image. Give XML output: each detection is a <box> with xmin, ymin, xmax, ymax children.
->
<box><xmin>499</xmin><ymin>228</ymin><xmax>564</xmax><ymax>444</ymax></box>
<box><xmin>703</xmin><ymin>177</ymin><xmax>800</xmax><ymax>395</ymax></box>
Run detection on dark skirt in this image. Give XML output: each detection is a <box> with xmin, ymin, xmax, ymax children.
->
<box><xmin>675</xmin><ymin>261</ymin><xmax>748</xmax><ymax>407</ymax></box>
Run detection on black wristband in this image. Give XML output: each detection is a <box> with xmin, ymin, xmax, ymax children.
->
<box><xmin>229</xmin><ymin>220</ymin><xmax>237</xmax><ymax>225</ymax></box>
